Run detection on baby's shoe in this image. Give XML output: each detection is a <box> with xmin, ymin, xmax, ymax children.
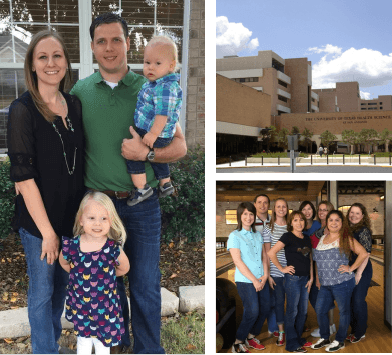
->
<box><xmin>159</xmin><ymin>182</ymin><xmax>175</xmax><ymax>198</ymax></box>
<box><xmin>127</xmin><ymin>184</ymin><xmax>153</xmax><ymax>206</ymax></box>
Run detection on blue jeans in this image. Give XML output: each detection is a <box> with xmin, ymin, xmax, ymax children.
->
<box><xmin>267</xmin><ymin>284</ymin><xmax>278</xmax><ymax>333</ymax></box>
<box><xmin>19</xmin><ymin>228</ymin><xmax>68</xmax><ymax>354</ymax></box>
<box><xmin>350</xmin><ymin>262</ymin><xmax>372</xmax><ymax>338</ymax></box>
<box><xmin>235</xmin><ymin>282</ymin><xmax>270</xmax><ymax>341</ymax></box>
<box><xmin>270</xmin><ymin>276</ymin><xmax>285</xmax><ymax>325</ymax></box>
<box><xmin>126</xmin><ymin>127</ymin><xmax>172</xmax><ymax>181</ymax></box>
<box><xmin>316</xmin><ymin>278</ymin><xmax>355</xmax><ymax>342</ymax></box>
<box><xmin>110</xmin><ymin>189</ymin><xmax>164</xmax><ymax>354</ymax></box>
<box><xmin>284</xmin><ymin>275</ymin><xmax>309</xmax><ymax>351</ymax></box>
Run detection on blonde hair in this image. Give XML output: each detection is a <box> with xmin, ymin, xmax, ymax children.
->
<box><xmin>24</xmin><ymin>30</ymin><xmax>72</xmax><ymax>123</ymax></box>
<box><xmin>270</xmin><ymin>197</ymin><xmax>289</xmax><ymax>233</ymax></box>
<box><xmin>73</xmin><ymin>192</ymin><xmax>127</xmax><ymax>246</ymax></box>
<box><xmin>147</xmin><ymin>35</ymin><xmax>179</xmax><ymax>72</ymax></box>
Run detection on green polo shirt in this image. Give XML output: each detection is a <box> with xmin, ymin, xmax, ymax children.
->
<box><xmin>70</xmin><ymin>70</ymin><xmax>158</xmax><ymax>191</ymax></box>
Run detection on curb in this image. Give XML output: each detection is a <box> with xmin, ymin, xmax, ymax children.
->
<box><xmin>0</xmin><ymin>286</ymin><xmax>205</xmax><ymax>339</ymax></box>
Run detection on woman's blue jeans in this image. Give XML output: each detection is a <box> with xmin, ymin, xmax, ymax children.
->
<box><xmin>235</xmin><ymin>282</ymin><xmax>270</xmax><ymax>341</ymax></box>
<box><xmin>270</xmin><ymin>276</ymin><xmax>285</xmax><ymax>325</ymax></box>
<box><xmin>19</xmin><ymin>228</ymin><xmax>68</xmax><ymax>354</ymax></box>
<box><xmin>267</xmin><ymin>284</ymin><xmax>278</xmax><ymax>333</ymax></box>
<box><xmin>284</xmin><ymin>274</ymin><xmax>309</xmax><ymax>351</ymax></box>
<box><xmin>350</xmin><ymin>262</ymin><xmax>372</xmax><ymax>338</ymax></box>
<box><xmin>316</xmin><ymin>278</ymin><xmax>355</xmax><ymax>342</ymax></box>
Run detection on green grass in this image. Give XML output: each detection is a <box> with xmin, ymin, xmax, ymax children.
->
<box><xmin>161</xmin><ymin>310</ymin><xmax>205</xmax><ymax>354</ymax></box>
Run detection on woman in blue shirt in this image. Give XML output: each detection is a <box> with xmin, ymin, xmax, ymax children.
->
<box><xmin>227</xmin><ymin>202</ymin><xmax>270</xmax><ymax>353</ymax></box>
<box><xmin>300</xmin><ymin>201</ymin><xmax>321</xmax><ymax>237</ymax></box>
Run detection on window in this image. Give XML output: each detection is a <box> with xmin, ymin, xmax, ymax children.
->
<box><xmin>380</xmin><ymin>102</ymin><xmax>383</xmax><ymax>105</ymax></box>
<box><xmin>380</xmin><ymin>107</ymin><xmax>383</xmax><ymax>110</ymax></box>
<box><xmin>278</xmin><ymin>95</ymin><xmax>288</xmax><ymax>103</ymax></box>
<box><xmin>278</xmin><ymin>79</ymin><xmax>287</xmax><ymax>88</ymax></box>
<box><xmin>361</xmin><ymin>103</ymin><xmax>366</xmax><ymax>106</ymax></box>
<box><xmin>338</xmin><ymin>205</ymin><xmax>351</xmax><ymax>216</ymax></box>
<box><xmin>368</xmin><ymin>103</ymin><xmax>377</xmax><ymax>105</ymax></box>
<box><xmin>226</xmin><ymin>210</ymin><xmax>237</xmax><ymax>225</ymax></box>
<box><xmin>0</xmin><ymin>0</ymin><xmax>188</xmax><ymax>118</ymax></box>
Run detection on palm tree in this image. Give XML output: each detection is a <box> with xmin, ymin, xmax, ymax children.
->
<box><xmin>301</xmin><ymin>127</ymin><xmax>313</xmax><ymax>153</ymax></box>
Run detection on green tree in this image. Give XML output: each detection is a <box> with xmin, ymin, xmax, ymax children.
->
<box><xmin>359</xmin><ymin>129</ymin><xmax>379</xmax><ymax>153</ymax></box>
<box><xmin>266</xmin><ymin>125</ymin><xmax>278</xmax><ymax>152</ymax></box>
<box><xmin>277</xmin><ymin>128</ymin><xmax>289</xmax><ymax>150</ymax></box>
<box><xmin>341</xmin><ymin>129</ymin><xmax>358</xmax><ymax>154</ymax></box>
<box><xmin>319</xmin><ymin>130</ymin><xmax>337</xmax><ymax>151</ymax></box>
<box><xmin>301</xmin><ymin>127</ymin><xmax>313</xmax><ymax>153</ymax></box>
<box><xmin>379</xmin><ymin>128</ymin><xmax>391</xmax><ymax>152</ymax></box>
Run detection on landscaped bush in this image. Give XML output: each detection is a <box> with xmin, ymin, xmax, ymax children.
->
<box><xmin>374</xmin><ymin>152</ymin><xmax>392</xmax><ymax>157</ymax></box>
<box><xmin>0</xmin><ymin>159</ymin><xmax>15</xmax><ymax>243</ymax></box>
<box><xmin>160</xmin><ymin>147</ymin><xmax>205</xmax><ymax>244</ymax></box>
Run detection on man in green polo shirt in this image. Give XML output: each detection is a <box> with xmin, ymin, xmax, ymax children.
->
<box><xmin>70</xmin><ymin>13</ymin><xmax>186</xmax><ymax>354</ymax></box>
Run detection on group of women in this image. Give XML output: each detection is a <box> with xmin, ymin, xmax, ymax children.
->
<box><xmin>227</xmin><ymin>198</ymin><xmax>373</xmax><ymax>353</ymax></box>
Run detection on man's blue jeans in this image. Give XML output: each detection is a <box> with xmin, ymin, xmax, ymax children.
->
<box><xmin>270</xmin><ymin>276</ymin><xmax>285</xmax><ymax>325</ymax></box>
<box><xmin>111</xmin><ymin>190</ymin><xmax>164</xmax><ymax>354</ymax></box>
<box><xmin>316</xmin><ymin>278</ymin><xmax>355</xmax><ymax>343</ymax></box>
<box><xmin>19</xmin><ymin>228</ymin><xmax>68</xmax><ymax>354</ymax></box>
<box><xmin>350</xmin><ymin>262</ymin><xmax>372</xmax><ymax>338</ymax></box>
<box><xmin>284</xmin><ymin>274</ymin><xmax>309</xmax><ymax>351</ymax></box>
<box><xmin>235</xmin><ymin>282</ymin><xmax>270</xmax><ymax>341</ymax></box>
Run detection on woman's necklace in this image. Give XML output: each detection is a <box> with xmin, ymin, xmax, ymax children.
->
<box><xmin>51</xmin><ymin>93</ymin><xmax>77</xmax><ymax>175</ymax></box>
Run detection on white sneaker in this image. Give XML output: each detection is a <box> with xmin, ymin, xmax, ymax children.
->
<box><xmin>326</xmin><ymin>340</ymin><xmax>345</xmax><ymax>352</ymax></box>
<box><xmin>311</xmin><ymin>328</ymin><xmax>320</xmax><ymax>337</ymax></box>
<box><xmin>330</xmin><ymin>324</ymin><xmax>337</xmax><ymax>334</ymax></box>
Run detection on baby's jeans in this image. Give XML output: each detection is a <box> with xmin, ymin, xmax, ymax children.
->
<box><xmin>126</xmin><ymin>127</ymin><xmax>173</xmax><ymax>181</ymax></box>
<box><xmin>77</xmin><ymin>337</ymin><xmax>110</xmax><ymax>355</ymax></box>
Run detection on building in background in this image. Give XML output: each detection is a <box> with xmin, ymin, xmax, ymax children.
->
<box><xmin>217</xmin><ymin>50</ymin><xmax>392</xmax><ymax>155</ymax></box>
<box><xmin>0</xmin><ymin>0</ymin><xmax>205</xmax><ymax>150</ymax></box>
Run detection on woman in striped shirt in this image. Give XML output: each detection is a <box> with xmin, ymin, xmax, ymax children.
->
<box><xmin>264</xmin><ymin>197</ymin><xmax>289</xmax><ymax>346</ymax></box>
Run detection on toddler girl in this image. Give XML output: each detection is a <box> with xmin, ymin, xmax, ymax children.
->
<box><xmin>59</xmin><ymin>191</ymin><xmax>130</xmax><ymax>355</ymax></box>
<box><xmin>126</xmin><ymin>35</ymin><xmax>183</xmax><ymax>206</ymax></box>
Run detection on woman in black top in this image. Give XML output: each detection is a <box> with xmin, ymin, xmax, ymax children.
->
<box><xmin>268</xmin><ymin>211</ymin><xmax>313</xmax><ymax>353</ymax></box>
<box><xmin>346</xmin><ymin>203</ymin><xmax>373</xmax><ymax>344</ymax></box>
<box><xmin>7</xmin><ymin>30</ymin><xmax>84</xmax><ymax>354</ymax></box>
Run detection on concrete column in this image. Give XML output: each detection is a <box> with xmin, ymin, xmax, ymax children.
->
<box><xmin>385</xmin><ymin>182</ymin><xmax>392</xmax><ymax>328</ymax></box>
<box><xmin>329</xmin><ymin>181</ymin><xmax>338</xmax><ymax>210</ymax></box>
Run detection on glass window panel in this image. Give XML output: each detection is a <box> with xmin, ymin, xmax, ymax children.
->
<box><xmin>51</xmin><ymin>25</ymin><xmax>80</xmax><ymax>63</ymax></box>
<box><xmin>12</xmin><ymin>1</ymin><xmax>48</xmax><ymax>23</ymax></box>
<box><xmin>92</xmin><ymin>0</ymin><xmax>121</xmax><ymax>18</ymax></box>
<box><xmin>225</xmin><ymin>210</ymin><xmax>237</xmax><ymax>225</ymax></box>
<box><xmin>50</xmin><ymin>0</ymin><xmax>79</xmax><ymax>24</ymax></box>
<box><xmin>156</xmin><ymin>0</ymin><xmax>183</xmax><ymax>27</ymax></box>
<box><xmin>0</xmin><ymin>69</ymin><xmax>26</xmax><ymax>111</ymax></box>
<box><xmin>0</xmin><ymin>24</ymin><xmax>48</xmax><ymax>64</ymax></box>
<box><xmin>121</xmin><ymin>1</ymin><xmax>155</xmax><ymax>26</ymax></box>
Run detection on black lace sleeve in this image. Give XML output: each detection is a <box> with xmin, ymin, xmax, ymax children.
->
<box><xmin>358</xmin><ymin>227</ymin><xmax>372</xmax><ymax>253</ymax></box>
<box><xmin>7</xmin><ymin>101</ymin><xmax>38</xmax><ymax>182</ymax></box>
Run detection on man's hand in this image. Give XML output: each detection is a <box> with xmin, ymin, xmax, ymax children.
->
<box><xmin>142</xmin><ymin>132</ymin><xmax>157</xmax><ymax>149</ymax></box>
<box><xmin>121</xmin><ymin>126</ymin><xmax>149</xmax><ymax>161</ymax></box>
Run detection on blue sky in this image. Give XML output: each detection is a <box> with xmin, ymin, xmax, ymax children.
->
<box><xmin>216</xmin><ymin>0</ymin><xmax>392</xmax><ymax>99</ymax></box>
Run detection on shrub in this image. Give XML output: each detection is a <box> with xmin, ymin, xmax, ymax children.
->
<box><xmin>0</xmin><ymin>159</ymin><xmax>15</xmax><ymax>242</ymax></box>
<box><xmin>160</xmin><ymin>147</ymin><xmax>205</xmax><ymax>244</ymax></box>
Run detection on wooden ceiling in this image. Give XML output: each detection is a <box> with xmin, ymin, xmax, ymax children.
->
<box><xmin>216</xmin><ymin>181</ymin><xmax>386</xmax><ymax>202</ymax></box>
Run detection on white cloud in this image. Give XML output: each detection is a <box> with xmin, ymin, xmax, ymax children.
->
<box><xmin>308</xmin><ymin>44</ymin><xmax>342</xmax><ymax>57</ymax></box>
<box><xmin>360</xmin><ymin>91</ymin><xmax>372</xmax><ymax>100</ymax></box>
<box><xmin>216</xmin><ymin>16</ymin><xmax>259</xmax><ymax>58</ymax></box>
<box><xmin>310</xmin><ymin>45</ymin><xmax>392</xmax><ymax>90</ymax></box>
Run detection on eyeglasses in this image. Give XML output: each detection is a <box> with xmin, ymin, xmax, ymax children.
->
<box><xmin>319</xmin><ymin>209</ymin><xmax>328</xmax><ymax>212</ymax></box>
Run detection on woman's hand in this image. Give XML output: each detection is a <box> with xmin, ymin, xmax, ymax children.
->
<box><xmin>355</xmin><ymin>273</ymin><xmax>362</xmax><ymax>285</ymax></box>
<box><xmin>338</xmin><ymin>264</ymin><xmax>351</xmax><ymax>274</ymax></box>
<box><xmin>252</xmin><ymin>279</ymin><xmax>262</xmax><ymax>292</ymax></box>
<box><xmin>305</xmin><ymin>278</ymin><xmax>313</xmax><ymax>293</ymax></box>
<box><xmin>41</xmin><ymin>233</ymin><xmax>60</xmax><ymax>265</ymax></box>
<box><xmin>316</xmin><ymin>278</ymin><xmax>321</xmax><ymax>290</ymax></box>
<box><xmin>258</xmin><ymin>275</ymin><xmax>268</xmax><ymax>290</ymax></box>
<box><xmin>281</xmin><ymin>265</ymin><xmax>295</xmax><ymax>275</ymax></box>
<box><xmin>268</xmin><ymin>276</ymin><xmax>276</xmax><ymax>290</ymax></box>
